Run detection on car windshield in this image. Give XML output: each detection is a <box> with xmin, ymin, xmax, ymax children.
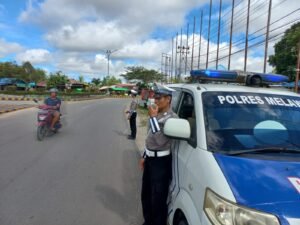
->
<box><xmin>203</xmin><ymin>91</ymin><xmax>300</xmax><ymax>153</ymax></box>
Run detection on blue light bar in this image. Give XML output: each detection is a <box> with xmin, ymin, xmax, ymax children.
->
<box><xmin>190</xmin><ymin>69</ymin><xmax>289</xmax><ymax>85</ymax></box>
<box><xmin>259</xmin><ymin>73</ymin><xmax>289</xmax><ymax>83</ymax></box>
<box><xmin>190</xmin><ymin>69</ymin><xmax>238</xmax><ymax>80</ymax></box>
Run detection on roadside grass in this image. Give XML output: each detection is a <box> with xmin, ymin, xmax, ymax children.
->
<box><xmin>137</xmin><ymin>105</ymin><xmax>148</xmax><ymax>127</ymax></box>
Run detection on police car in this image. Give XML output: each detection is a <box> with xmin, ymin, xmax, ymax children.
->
<box><xmin>164</xmin><ymin>70</ymin><xmax>300</xmax><ymax>225</ymax></box>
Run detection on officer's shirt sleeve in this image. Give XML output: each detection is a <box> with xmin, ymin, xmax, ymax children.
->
<box><xmin>150</xmin><ymin>113</ymin><xmax>177</xmax><ymax>148</ymax></box>
<box><xmin>149</xmin><ymin>117</ymin><xmax>160</xmax><ymax>133</ymax></box>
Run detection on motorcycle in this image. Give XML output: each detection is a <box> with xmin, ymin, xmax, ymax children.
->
<box><xmin>34</xmin><ymin>99</ymin><xmax>62</xmax><ymax>141</ymax></box>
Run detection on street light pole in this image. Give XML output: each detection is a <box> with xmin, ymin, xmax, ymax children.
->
<box><xmin>106</xmin><ymin>50</ymin><xmax>118</xmax><ymax>77</ymax></box>
<box><xmin>295</xmin><ymin>40</ymin><xmax>300</xmax><ymax>93</ymax></box>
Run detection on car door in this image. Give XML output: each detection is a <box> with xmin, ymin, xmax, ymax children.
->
<box><xmin>169</xmin><ymin>91</ymin><xmax>197</xmax><ymax>207</ymax></box>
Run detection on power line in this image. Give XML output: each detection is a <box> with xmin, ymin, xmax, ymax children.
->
<box><xmin>171</xmin><ymin>0</ymin><xmax>299</xmax><ymax>73</ymax></box>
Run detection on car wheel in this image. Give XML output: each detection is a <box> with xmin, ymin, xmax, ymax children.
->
<box><xmin>177</xmin><ymin>217</ymin><xmax>188</xmax><ymax>225</ymax></box>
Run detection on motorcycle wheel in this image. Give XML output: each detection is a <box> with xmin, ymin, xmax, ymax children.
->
<box><xmin>37</xmin><ymin>125</ymin><xmax>46</xmax><ymax>141</ymax></box>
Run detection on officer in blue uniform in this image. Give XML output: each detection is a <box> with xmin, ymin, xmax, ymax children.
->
<box><xmin>44</xmin><ymin>88</ymin><xmax>61</xmax><ymax>131</ymax></box>
<box><xmin>140</xmin><ymin>84</ymin><xmax>177</xmax><ymax>225</ymax></box>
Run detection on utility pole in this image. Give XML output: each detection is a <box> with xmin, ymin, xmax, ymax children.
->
<box><xmin>244</xmin><ymin>0</ymin><xmax>251</xmax><ymax>72</ymax></box>
<box><xmin>228</xmin><ymin>0</ymin><xmax>235</xmax><ymax>70</ymax></box>
<box><xmin>174</xmin><ymin>33</ymin><xmax>178</xmax><ymax>79</ymax></box>
<box><xmin>198</xmin><ymin>10</ymin><xmax>203</xmax><ymax>69</ymax></box>
<box><xmin>178</xmin><ymin>29</ymin><xmax>183</xmax><ymax>79</ymax></box>
<box><xmin>216</xmin><ymin>0</ymin><xmax>222</xmax><ymax>69</ymax></box>
<box><xmin>171</xmin><ymin>37</ymin><xmax>174</xmax><ymax>82</ymax></box>
<box><xmin>191</xmin><ymin>16</ymin><xmax>196</xmax><ymax>71</ymax></box>
<box><xmin>177</xmin><ymin>45</ymin><xmax>190</xmax><ymax>77</ymax></box>
<box><xmin>206</xmin><ymin>0</ymin><xmax>212</xmax><ymax>69</ymax></box>
<box><xmin>161</xmin><ymin>53</ymin><xmax>171</xmax><ymax>83</ymax></box>
<box><xmin>263</xmin><ymin>0</ymin><xmax>272</xmax><ymax>73</ymax></box>
<box><xmin>106</xmin><ymin>49</ymin><xmax>118</xmax><ymax>77</ymax></box>
<box><xmin>295</xmin><ymin>40</ymin><xmax>300</xmax><ymax>93</ymax></box>
<box><xmin>185</xmin><ymin>23</ymin><xmax>190</xmax><ymax>75</ymax></box>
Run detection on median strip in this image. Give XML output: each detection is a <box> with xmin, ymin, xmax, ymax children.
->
<box><xmin>0</xmin><ymin>95</ymin><xmax>131</xmax><ymax>102</ymax></box>
<box><xmin>0</xmin><ymin>104</ymin><xmax>35</xmax><ymax>114</ymax></box>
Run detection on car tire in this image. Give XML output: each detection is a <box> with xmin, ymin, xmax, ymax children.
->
<box><xmin>177</xmin><ymin>216</ymin><xmax>188</xmax><ymax>225</ymax></box>
<box><xmin>178</xmin><ymin>219</ymin><xmax>188</xmax><ymax>225</ymax></box>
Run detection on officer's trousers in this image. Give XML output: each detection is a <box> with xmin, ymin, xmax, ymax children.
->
<box><xmin>129</xmin><ymin>112</ymin><xmax>137</xmax><ymax>138</ymax></box>
<box><xmin>141</xmin><ymin>154</ymin><xmax>172</xmax><ymax>225</ymax></box>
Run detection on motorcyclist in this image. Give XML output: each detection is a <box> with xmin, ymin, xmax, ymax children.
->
<box><xmin>44</xmin><ymin>88</ymin><xmax>61</xmax><ymax>131</ymax></box>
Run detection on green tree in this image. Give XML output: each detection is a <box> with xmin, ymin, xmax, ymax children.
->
<box><xmin>0</xmin><ymin>62</ymin><xmax>23</xmax><ymax>78</ymax></box>
<box><xmin>91</xmin><ymin>78</ymin><xmax>101</xmax><ymax>86</ymax></box>
<box><xmin>269</xmin><ymin>22</ymin><xmax>300</xmax><ymax>80</ymax></box>
<box><xmin>101</xmin><ymin>76</ymin><xmax>121</xmax><ymax>86</ymax></box>
<box><xmin>121</xmin><ymin>66</ymin><xmax>164</xmax><ymax>84</ymax></box>
<box><xmin>0</xmin><ymin>61</ymin><xmax>47</xmax><ymax>83</ymax></box>
<box><xmin>22</xmin><ymin>62</ymin><xmax>46</xmax><ymax>82</ymax></box>
<box><xmin>47</xmin><ymin>71</ymin><xmax>69</xmax><ymax>89</ymax></box>
<box><xmin>31</xmin><ymin>69</ymin><xmax>47</xmax><ymax>83</ymax></box>
<box><xmin>23</xmin><ymin>61</ymin><xmax>34</xmax><ymax>75</ymax></box>
<box><xmin>78</xmin><ymin>75</ymin><xmax>84</xmax><ymax>83</ymax></box>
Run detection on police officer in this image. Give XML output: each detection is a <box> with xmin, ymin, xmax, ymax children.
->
<box><xmin>126</xmin><ymin>89</ymin><xmax>138</xmax><ymax>140</ymax></box>
<box><xmin>140</xmin><ymin>84</ymin><xmax>177</xmax><ymax>225</ymax></box>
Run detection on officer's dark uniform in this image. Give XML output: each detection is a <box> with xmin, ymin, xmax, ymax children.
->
<box><xmin>141</xmin><ymin>85</ymin><xmax>177</xmax><ymax>225</ymax></box>
<box><xmin>128</xmin><ymin>95</ymin><xmax>138</xmax><ymax>139</ymax></box>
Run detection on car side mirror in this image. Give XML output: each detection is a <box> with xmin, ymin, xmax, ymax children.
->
<box><xmin>164</xmin><ymin>118</ymin><xmax>191</xmax><ymax>140</ymax></box>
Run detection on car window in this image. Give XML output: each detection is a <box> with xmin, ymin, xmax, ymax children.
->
<box><xmin>178</xmin><ymin>92</ymin><xmax>197</xmax><ymax>147</ymax></box>
<box><xmin>170</xmin><ymin>88</ymin><xmax>181</xmax><ymax>112</ymax></box>
<box><xmin>202</xmin><ymin>92</ymin><xmax>300</xmax><ymax>153</ymax></box>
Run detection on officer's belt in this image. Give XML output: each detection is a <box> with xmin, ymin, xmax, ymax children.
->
<box><xmin>145</xmin><ymin>148</ymin><xmax>170</xmax><ymax>157</ymax></box>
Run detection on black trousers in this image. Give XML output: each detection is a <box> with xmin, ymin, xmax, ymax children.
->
<box><xmin>129</xmin><ymin>112</ymin><xmax>137</xmax><ymax>138</ymax></box>
<box><xmin>141</xmin><ymin>155</ymin><xmax>172</xmax><ymax>225</ymax></box>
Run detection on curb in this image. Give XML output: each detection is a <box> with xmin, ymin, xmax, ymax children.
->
<box><xmin>0</xmin><ymin>96</ymin><xmax>132</xmax><ymax>115</ymax></box>
<box><xmin>0</xmin><ymin>97</ymin><xmax>40</xmax><ymax>101</ymax></box>
<box><xmin>0</xmin><ymin>95</ymin><xmax>132</xmax><ymax>102</ymax></box>
<box><xmin>0</xmin><ymin>105</ymin><xmax>34</xmax><ymax>114</ymax></box>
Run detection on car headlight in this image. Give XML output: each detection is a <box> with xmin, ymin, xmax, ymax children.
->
<box><xmin>204</xmin><ymin>188</ymin><xmax>280</xmax><ymax>225</ymax></box>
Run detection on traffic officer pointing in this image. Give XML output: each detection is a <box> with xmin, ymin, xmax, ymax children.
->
<box><xmin>140</xmin><ymin>83</ymin><xmax>177</xmax><ymax>225</ymax></box>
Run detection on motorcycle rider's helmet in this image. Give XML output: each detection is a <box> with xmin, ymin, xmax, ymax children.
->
<box><xmin>49</xmin><ymin>88</ymin><xmax>58</xmax><ymax>93</ymax></box>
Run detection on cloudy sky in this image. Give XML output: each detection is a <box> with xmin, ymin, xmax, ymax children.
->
<box><xmin>0</xmin><ymin>0</ymin><xmax>299</xmax><ymax>81</ymax></box>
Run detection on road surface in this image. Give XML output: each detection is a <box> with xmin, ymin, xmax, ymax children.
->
<box><xmin>0</xmin><ymin>98</ymin><xmax>143</xmax><ymax>225</ymax></box>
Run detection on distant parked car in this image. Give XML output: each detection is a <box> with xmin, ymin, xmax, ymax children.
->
<box><xmin>0</xmin><ymin>78</ymin><xmax>28</xmax><ymax>90</ymax></box>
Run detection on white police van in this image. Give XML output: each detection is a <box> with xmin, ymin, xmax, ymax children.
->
<box><xmin>164</xmin><ymin>70</ymin><xmax>300</xmax><ymax>225</ymax></box>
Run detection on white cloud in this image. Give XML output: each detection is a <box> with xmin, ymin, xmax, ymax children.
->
<box><xmin>50</xmin><ymin>52</ymin><xmax>127</xmax><ymax>78</ymax></box>
<box><xmin>115</xmin><ymin>39</ymin><xmax>170</xmax><ymax>60</ymax></box>
<box><xmin>19</xmin><ymin>0</ymin><xmax>207</xmax><ymax>53</ymax></box>
<box><xmin>14</xmin><ymin>0</ymin><xmax>297</xmax><ymax>79</ymax></box>
<box><xmin>16</xmin><ymin>49</ymin><xmax>51</xmax><ymax>64</ymax></box>
<box><xmin>20</xmin><ymin>0</ymin><xmax>207</xmax><ymax>30</ymax></box>
<box><xmin>45</xmin><ymin>20</ymin><xmax>140</xmax><ymax>51</ymax></box>
<box><xmin>0</xmin><ymin>38</ymin><xmax>23</xmax><ymax>57</ymax></box>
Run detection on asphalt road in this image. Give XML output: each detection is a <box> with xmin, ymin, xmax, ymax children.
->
<box><xmin>0</xmin><ymin>99</ymin><xmax>143</xmax><ymax>225</ymax></box>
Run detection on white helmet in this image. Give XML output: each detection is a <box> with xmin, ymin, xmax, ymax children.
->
<box><xmin>131</xmin><ymin>89</ymin><xmax>137</xmax><ymax>94</ymax></box>
<box><xmin>49</xmin><ymin>88</ymin><xmax>58</xmax><ymax>93</ymax></box>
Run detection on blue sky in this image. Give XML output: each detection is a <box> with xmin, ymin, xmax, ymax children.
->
<box><xmin>0</xmin><ymin>0</ymin><xmax>299</xmax><ymax>81</ymax></box>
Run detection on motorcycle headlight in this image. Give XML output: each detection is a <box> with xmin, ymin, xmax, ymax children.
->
<box><xmin>38</xmin><ymin>115</ymin><xmax>47</xmax><ymax>120</ymax></box>
<box><xmin>204</xmin><ymin>188</ymin><xmax>280</xmax><ymax>225</ymax></box>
